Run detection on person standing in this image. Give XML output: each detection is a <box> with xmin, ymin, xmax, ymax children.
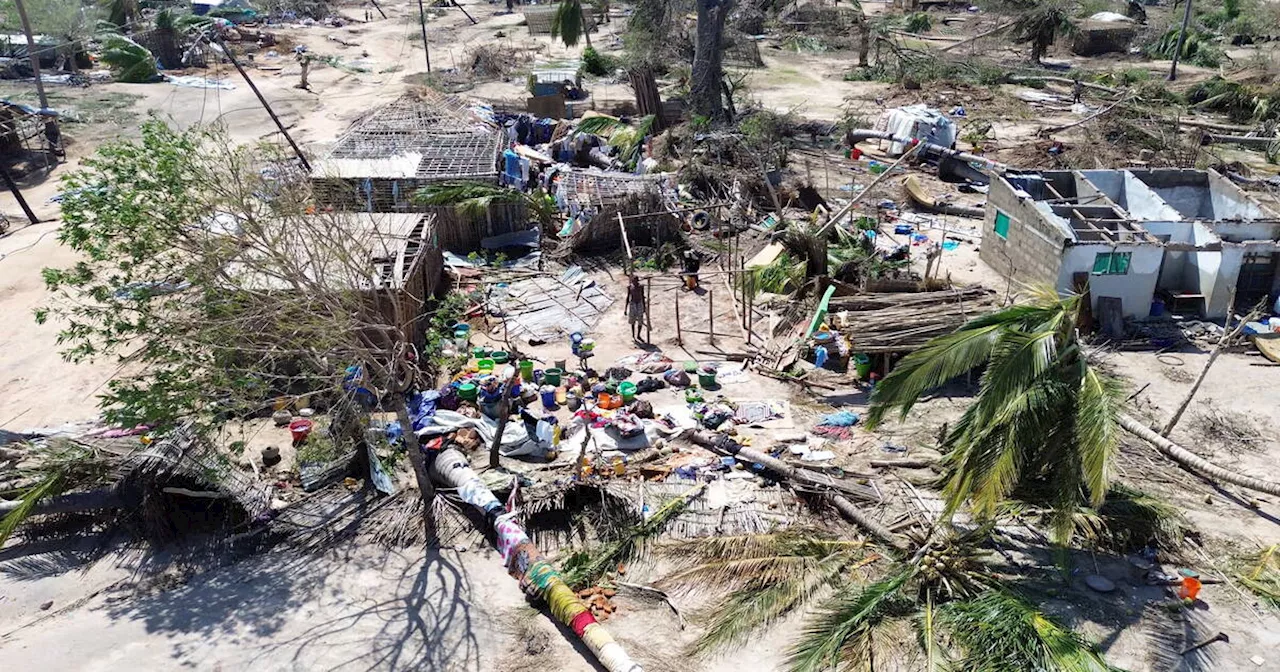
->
<box><xmin>681</xmin><ymin>248</ymin><xmax>702</xmax><ymax>291</ymax></box>
<box><xmin>625</xmin><ymin>274</ymin><xmax>646</xmax><ymax>342</ymax></box>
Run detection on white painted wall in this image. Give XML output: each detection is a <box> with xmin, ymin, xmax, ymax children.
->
<box><xmin>1210</xmin><ymin>220</ymin><xmax>1280</xmax><ymax>243</ymax></box>
<box><xmin>1208</xmin><ymin>171</ymin><xmax>1277</xmax><ymax>221</ymax></box>
<box><xmin>1057</xmin><ymin>244</ymin><xmax>1163</xmax><ymax>317</ymax></box>
<box><xmin>1122</xmin><ymin>172</ymin><xmax>1185</xmax><ymax>220</ymax></box>
<box><xmin>1205</xmin><ymin>248</ymin><xmax>1243</xmax><ymax>319</ymax></box>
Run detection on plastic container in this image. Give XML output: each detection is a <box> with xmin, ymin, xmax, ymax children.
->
<box><xmin>472</xmin><ymin>346</ymin><xmax>489</xmax><ymax>358</ymax></box>
<box><xmin>540</xmin><ymin>385</ymin><xmax>557</xmax><ymax>409</ymax></box>
<box><xmin>570</xmin><ymin>332</ymin><xmax>584</xmax><ymax>355</ymax></box>
<box><xmin>519</xmin><ymin>359</ymin><xmax>535</xmax><ymax>381</ymax></box>
<box><xmin>544</xmin><ymin>367</ymin><xmax>563</xmax><ymax>386</ymax></box>
<box><xmin>477</xmin><ymin>358</ymin><xmax>495</xmax><ymax>373</ymax></box>
<box><xmin>458</xmin><ymin>383</ymin><xmax>478</xmax><ymax>401</ymax></box>
<box><xmin>580</xmin><ymin>338</ymin><xmax>595</xmax><ymax>352</ymax></box>
<box><xmin>553</xmin><ymin>359</ymin><xmax>567</xmax><ymax>371</ymax></box>
<box><xmin>289</xmin><ymin>418</ymin><xmax>314</xmax><ymax>444</ymax></box>
<box><xmin>1150</xmin><ymin>298</ymin><xmax>1165</xmax><ymax>317</ymax></box>
<box><xmin>853</xmin><ymin>353</ymin><xmax>872</xmax><ymax>380</ymax></box>
<box><xmin>618</xmin><ymin>381</ymin><xmax>637</xmax><ymax>403</ymax></box>
<box><xmin>814</xmin><ymin>345</ymin><xmax>829</xmax><ymax>369</ymax></box>
<box><xmin>491</xmin><ymin>351</ymin><xmax>510</xmax><ymax>365</ymax></box>
<box><xmin>555</xmin><ymin>386</ymin><xmax>567</xmax><ymax>405</ymax></box>
<box><xmin>1178</xmin><ymin>576</ymin><xmax>1202</xmax><ymax>601</ymax></box>
<box><xmin>698</xmin><ymin>370</ymin><xmax>718</xmax><ymax>389</ymax></box>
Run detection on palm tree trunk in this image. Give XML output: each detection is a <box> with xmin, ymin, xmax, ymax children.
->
<box><xmin>690</xmin><ymin>0</ymin><xmax>733</xmax><ymax>120</ymax></box>
<box><xmin>686</xmin><ymin>430</ymin><xmax>906</xmax><ymax>549</ymax></box>
<box><xmin>0</xmin><ymin>489</ymin><xmax>122</xmax><ymax>515</ymax></box>
<box><xmin>1118</xmin><ymin>413</ymin><xmax>1280</xmax><ymax>497</ymax></box>
<box><xmin>856</xmin><ymin>16</ymin><xmax>870</xmax><ymax>67</ymax></box>
<box><xmin>428</xmin><ymin>447</ymin><xmax>643</xmax><ymax>672</ymax></box>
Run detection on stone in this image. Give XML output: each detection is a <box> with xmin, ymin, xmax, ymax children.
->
<box><xmin>39</xmin><ymin>600</ymin><xmax>53</xmax><ymax>610</ymax></box>
<box><xmin>1085</xmin><ymin>575</ymin><xmax>1116</xmax><ymax>593</ymax></box>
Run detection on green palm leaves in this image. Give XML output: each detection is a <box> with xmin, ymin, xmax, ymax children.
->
<box><xmin>867</xmin><ymin>287</ymin><xmax>1125</xmax><ymax>543</ymax></box>
<box><xmin>101</xmin><ymin>35</ymin><xmax>158</xmax><ymax>83</ymax></box>
<box><xmin>662</xmin><ymin>529</ymin><xmax>1114</xmax><ymax>671</ymax></box>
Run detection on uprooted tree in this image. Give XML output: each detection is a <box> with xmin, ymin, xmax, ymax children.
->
<box><xmin>34</xmin><ymin>121</ymin><xmax>442</xmax><ymax>518</ymax></box>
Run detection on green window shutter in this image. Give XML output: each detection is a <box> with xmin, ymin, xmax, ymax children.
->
<box><xmin>1093</xmin><ymin>252</ymin><xmax>1132</xmax><ymax>275</ymax></box>
<box><xmin>1093</xmin><ymin>253</ymin><xmax>1111</xmax><ymax>273</ymax></box>
<box><xmin>994</xmin><ymin>211</ymin><xmax>1010</xmax><ymax>239</ymax></box>
<box><xmin>1111</xmin><ymin>252</ymin><xmax>1130</xmax><ymax>274</ymax></box>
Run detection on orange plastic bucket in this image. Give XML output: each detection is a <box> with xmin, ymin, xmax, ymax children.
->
<box><xmin>1177</xmin><ymin>577</ymin><xmax>1202</xmax><ymax>600</ymax></box>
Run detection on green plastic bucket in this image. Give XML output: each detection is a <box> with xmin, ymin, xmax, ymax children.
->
<box><xmin>544</xmin><ymin>367</ymin><xmax>563</xmax><ymax>386</ymax></box>
<box><xmin>519</xmin><ymin>359</ymin><xmax>534</xmax><ymax>381</ymax></box>
<box><xmin>853</xmin><ymin>353</ymin><xmax>872</xmax><ymax>379</ymax></box>
<box><xmin>618</xmin><ymin>381</ymin><xmax>637</xmax><ymax>403</ymax></box>
<box><xmin>698</xmin><ymin>370</ymin><xmax>717</xmax><ymax>389</ymax></box>
<box><xmin>477</xmin><ymin>358</ymin><xmax>495</xmax><ymax>373</ymax></box>
<box><xmin>458</xmin><ymin>383</ymin><xmax>478</xmax><ymax>401</ymax></box>
<box><xmin>491</xmin><ymin>351</ymin><xmax>510</xmax><ymax>364</ymax></box>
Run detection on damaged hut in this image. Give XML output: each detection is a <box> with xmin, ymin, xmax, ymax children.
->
<box><xmin>310</xmin><ymin>90</ymin><xmax>525</xmax><ymax>252</ymax></box>
<box><xmin>224</xmin><ymin>211</ymin><xmax>444</xmax><ymax>345</ymax></box>
<box><xmin>552</xmin><ymin>167</ymin><xmax>680</xmax><ymax>254</ymax></box>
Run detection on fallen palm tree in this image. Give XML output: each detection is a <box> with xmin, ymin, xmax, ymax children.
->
<box><xmin>1</xmin><ymin>425</ymin><xmax>272</xmax><ymax>544</ymax></box>
<box><xmin>1117</xmin><ymin>414</ymin><xmax>1280</xmax><ymax>498</ymax></box>
<box><xmin>427</xmin><ymin>446</ymin><xmax>644</xmax><ymax>672</ymax></box>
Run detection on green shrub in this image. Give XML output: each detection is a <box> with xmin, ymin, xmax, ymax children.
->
<box><xmin>904</xmin><ymin>12</ymin><xmax>931</xmax><ymax>33</ymax></box>
<box><xmin>582</xmin><ymin>46</ymin><xmax>616</xmax><ymax>76</ymax></box>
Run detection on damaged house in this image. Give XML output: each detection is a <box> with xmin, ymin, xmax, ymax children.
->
<box><xmin>310</xmin><ymin>90</ymin><xmax>525</xmax><ymax>252</ymax></box>
<box><xmin>981</xmin><ymin>169</ymin><xmax>1280</xmax><ymax>319</ymax></box>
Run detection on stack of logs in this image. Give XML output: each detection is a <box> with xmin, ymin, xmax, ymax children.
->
<box><xmin>828</xmin><ymin>286</ymin><xmax>998</xmax><ymax>353</ymax></box>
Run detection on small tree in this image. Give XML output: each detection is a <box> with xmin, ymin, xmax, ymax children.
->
<box><xmin>38</xmin><ymin>121</ymin><xmax>441</xmax><ymax>507</ymax></box>
<box><xmin>1009</xmin><ymin>3</ymin><xmax>1077</xmax><ymax>65</ymax></box>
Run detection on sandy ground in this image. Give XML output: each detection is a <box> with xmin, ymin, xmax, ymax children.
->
<box><xmin>3</xmin><ymin>0</ymin><xmax>1280</xmax><ymax>670</ymax></box>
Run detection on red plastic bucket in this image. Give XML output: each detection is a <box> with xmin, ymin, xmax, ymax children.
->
<box><xmin>289</xmin><ymin>418</ymin><xmax>314</xmax><ymax>444</ymax></box>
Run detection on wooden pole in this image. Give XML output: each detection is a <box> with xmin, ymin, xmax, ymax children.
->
<box><xmin>708</xmin><ymin>289</ymin><xmax>715</xmax><ymax>345</ymax></box>
<box><xmin>489</xmin><ymin>368</ymin><xmax>519</xmax><ymax>469</ymax></box>
<box><xmin>675</xmin><ymin>287</ymin><xmax>682</xmax><ymax>346</ymax></box>
<box><xmin>1169</xmin><ymin>0</ymin><xmax>1194</xmax><ymax>81</ymax></box>
<box><xmin>1</xmin><ymin>166</ymin><xmax>39</xmax><ymax>224</ymax></box>
<box><xmin>416</xmin><ymin>0</ymin><xmax>432</xmax><ymax>72</ymax></box>
<box><xmin>218</xmin><ymin>38</ymin><xmax>312</xmax><ymax>172</ymax></box>
<box><xmin>645</xmin><ymin>276</ymin><xmax>652</xmax><ymax>344</ymax></box>
<box><xmin>617</xmin><ymin>211</ymin><xmax>633</xmax><ymax>270</ymax></box>
<box><xmin>12</xmin><ymin>0</ymin><xmax>47</xmax><ymax>111</ymax></box>
<box><xmin>369</xmin><ymin>0</ymin><xmax>388</xmax><ymax>19</ymax></box>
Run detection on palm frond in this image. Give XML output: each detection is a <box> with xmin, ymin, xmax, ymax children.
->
<box><xmin>689</xmin><ymin>554</ymin><xmax>850</xmax><ymax>657</ymax></box>
<box><xmin>1236</xmin><ymin>544</ymin><xmax>1280</xmax><ymax>609</ymax></box>
<box><xmin>1092</xmin><ymin>484</ymin><xmax>1187</xmax><ymax>552</ymax></box>
<box><xmin>572</xmin><ymin>114</ymin><xmax>628</xmax><ymax>138</ymax></box>
<box><xmin>0</xmin><ymin>473</ymin><xmax>66</xmax><ymax>546</ymax></box>
<box><xmin>412</xmin><ymin>182</ymin><xmax>525</xmax><ymax>220</ymax></box>
<box><xmin>551</xmin><ymin>0</ymin><xmax>584</xmax><ymax>47</ymax></box>
<box><xmin>665</xmin><ymin>529</ymin><xmax>861</xmax><ymax>563</ymax></box>
<box><xmin>1074</xmin><ymin>366</ymin><xmax>1124</xmax><ymax>506</ymax></box>
<box><xmin>100</xmin><ymin>35</ymin><xmax>158</xmax><ymax>83</ymax></box>
<box><xmin>561</xmin><ymin>484</ymin><xmax>704</xmax><ymax>588</ymax></box>
<box><xmin>938</xmin><ymin>590</ymin><xmax>1114</xmax><ymax>672</ymax></box>
<box><xmin>786</xmin><ymin>567</ymin><xmax>916</xmax><ymax>672</ymax></box>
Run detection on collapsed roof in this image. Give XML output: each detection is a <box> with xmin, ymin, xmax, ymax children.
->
<box><xmin>310</xmin><ymin>90</ymin><xmax>503</xmax><ymax>183</ymax></box>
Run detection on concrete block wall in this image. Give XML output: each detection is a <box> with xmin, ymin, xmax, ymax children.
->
<box><xmin>980</xmin><ymin>178</ymin><xmax>1069</xmax><ymax>290</ymax></box>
